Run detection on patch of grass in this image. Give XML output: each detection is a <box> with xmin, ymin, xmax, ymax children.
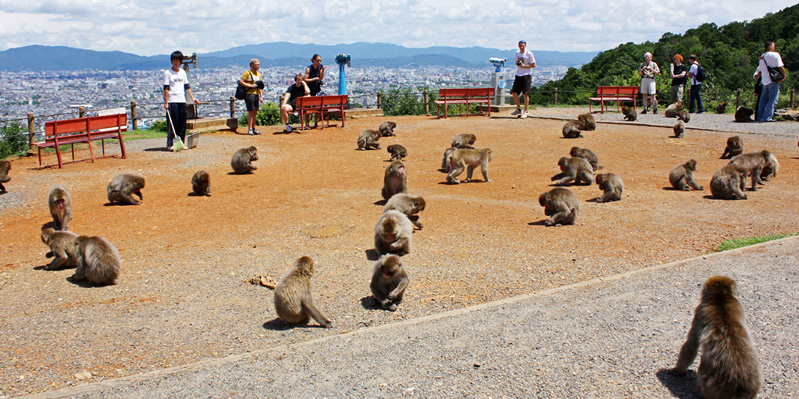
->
<box><xmin>717</xmin><ymin>233</ymin><xmax>795</xmax><ymax>252</ymax></box>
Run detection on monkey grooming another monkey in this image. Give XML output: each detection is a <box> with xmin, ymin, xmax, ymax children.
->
<box><xmin>539</xmin><ymin>188</ymin><xmax>579</xmax><ymax>226</ymax></box>
<box><xmin>562</xmin><ymin>120</ymin><xmax>583</xmax><ymax>138</ymax></box>
<box><xmin>273</xmin><ymin>256</ymin><xmax>332</xmax><ymax>328</ymax></box>
<box><xmin>664</xmin><ymin>101</ymin><xmax>683</xmax><ymax>118</ymax></box>
<box><xmin>382</xmin><ymin>160</ymin><xmax>408</xmax><ymax>200</ymax></box>
<box><xmin>551</xmin><ymin>157</ymin><xmax>594</xmax><ymax>186</ymax></box>
<box><xmin>710</xmin><ymin>164</ymin><xmax>748</xmax><ymax>200</ymax></box>
<box><xmin>734</xmin><ymin>106</ymin><xmax>754</xmax><ymax>122</ymax></box>
<box><xmin>71</xmin><ymin>235</ymin><xmax>121</xmax><ymax>285</ymax></box>
<box><xmin>370</xmin><ymin>254</ymin><xmax>409</xmax><ymax>311</ymax></box>
<box><xmin>595</xmin><ymin>173</ymin><xmax>623</xmax><ymax>202</ymax></box>
<box><xmin>673</xmin><ymin>120</ymin><xmax>685</xmax><ymax>138</ymax></box>
<box><xmin>720</xmin><ymin>136</ymin><xmax>743</xmax><ymax>159</ymax></box>
<box><xmin>621</xmin><ymin>105</ymin><xmax>637</xmax><ymax>121</ymax></box>
<box><xmin>451</xmin><ymin>133</ymin><xmax>476</xmax><ymax>149</ymax></box>
<box><xmin>191</xmin><ymin>170</ymin><xmax>211</xmax><ymax>196</ymax></box>
<box><xmin>669</xmin><ymin>160</ymin><xmax>704</xmax><ymax>191</ymax></box>
<box><xmin>577</xmin><ymin>113</ymin><xmax>596</xmax><ymax>130</ymax></box>
<box><xmin>673</xmin><ymin>276</ymin><xmax>762</xmax><ymax>399</ymax></box>
<box><xmin>569</xmin><ymin>147</ymin><xmax>600</xmax><ymax>171</ymax></box>
<box><xmin>728</xmin><ymin>150</ymin><xmax>776</xmax><ymax>191</ymax></box>
<box><xmin>447</xmin><ymin>148</ymin><xmax>493</xmax><ymax>184</ymax></box>
<box><xmin>41</xmin><ymin>228</ymin><xmax>80</xmax><ymax>270</ymax></box>
<box><xmin>48</xmin><ymin>186</ymin><xmax>73</xmax><ymax>230</ymax></box>
<box><xmin>374</xmin><ymin>210</ymin><xmax>413</xmax><ymax>255</ymax></box>
<box><xmin>231</xmin><ymin>146</ymin><xmax>258</xmax><ymax>174</ymax></box>
<box><xmin>383</xmin><ymin>193</ymin><xmax>426</xmax><ymax>229</ymax></box>
<box><xmin>0</xmin><ymin>160</ymin><xmax>10</xmax><ymax>192</ymax></box>
<box><xmin>107</xmin><ymin>174</ymin><xmax>145</xmax><ymax>205</ymax></box>
<box><xmin>379</xmin><ymin>121</ymin><xmax>397</xmax><ymax>137</ymax></box>
<box><xmin>357</xmin><ymin>129</ymin><xmax>381</xmax><ymax>150</ymax></box>
<box><xmin>386</xmin><ymin>144</ymin><xmax>407</xmax><ymax>161</ymax></box>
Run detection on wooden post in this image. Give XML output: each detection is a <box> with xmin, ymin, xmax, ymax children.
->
<box><xmin>79</xmin><ymin>107</ymin><xmax>85</xmax><ymax>118</ymax></box>
<box><xmin>130</xmin><ymin>101</ymin><xmax>138</xmax><ymax>130</ymax></box>
<box><xmin>27</xmin><ymin>112</ymin><xmax>35</xmax><ymax>149</ymax></box>
<box><xmin>735</xmin><ymin>89</ymin><xmax>741</xmax><ymax>109</ymax></box>
<box><xmin>423</xmin><ymin>90</ymin><xmax>429</xmax><ymax>116</ymax></box>
<box><xmin>377</xmin><ymin>92</ymin><xmax>382</xmax><ymax>109</ymax></box>
<box><xmin>554</xmin><ymin>88</ymin><xmax>558</xmax><ymax>105</ymax></box>
<box><xmin>230</xmin><ymin>97</ymin><xmax>235</xmax><ymax>118</ymax></box>
<box><xmin>791</xmin><ymin>88</ymin><xmax>796</xmax><ymax>109</ymax></box>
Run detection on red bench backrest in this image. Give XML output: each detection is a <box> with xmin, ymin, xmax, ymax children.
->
<box><xmin>87</xmin><ymin>114</ymin><xmax>127</xmax><ymax>131</ymax></box>
<box><xmin>466</xmin><ymin>87</ymin><xmax>495</xmax><ymax>96</ymax></box>
<box><xmin>439</xmin><ymin>88</ymin><xmax>469</xmax><ymax>98</ymax></box>
<box><xmin>296</xmin><ymin>96</ymin><xmax>324</xmax><ymax>107</ymax></box>
<box><xmin>596</xmin><ymin>86</ymin><xmax>620</xmax><ymax>96</ymax></box>
<box><xmin>617</xmin><ymin>86</ymin><xmax>639</xmax><ymax>95</ymax></box>
<box><xmin>322</xmin><ymin>95</ymin><xmax>347</xmax><ymax>107</ymax></box>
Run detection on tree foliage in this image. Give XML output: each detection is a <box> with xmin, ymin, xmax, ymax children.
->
<box><xmin>0</xmin><ymin>122</ymin><xmax>29</xmax><ymax>159</ymax></box>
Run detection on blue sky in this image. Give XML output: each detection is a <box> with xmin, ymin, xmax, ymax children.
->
<box><xmin>0</xmin><ymin>0</ymin><xmax>795</xmax><ymax>55</ymax></box>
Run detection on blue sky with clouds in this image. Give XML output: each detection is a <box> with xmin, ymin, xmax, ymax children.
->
<box><xmin>0</xmin><ymin>0</ymin><xmax>795</xmax><ymax>55</ymax></box>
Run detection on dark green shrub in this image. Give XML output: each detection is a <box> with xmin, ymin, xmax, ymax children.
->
<box><xmin>0</xmin><ymin>122</ymin><xmax>29</xmax><ymax>159</ymax></box>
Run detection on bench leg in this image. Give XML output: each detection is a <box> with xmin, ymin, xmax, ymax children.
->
<box><xmin>87</xmin><ymin>140</ymin><xmax>95</xmax><ymax>163</ymax></box>
<box><xmin>119</xmin><ymin>132</ymin><xmax>127</xmax><ymax>159</ymax></box>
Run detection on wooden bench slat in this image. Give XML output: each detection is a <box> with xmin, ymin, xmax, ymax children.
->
<box><xmin>36</xmin><ymin>114</ymin><xmax>127</xmax><ymax>168</ymax></box>
<box><xmin>436</xmin><ymin>87</ymin><xmax>494</xmax><ymax>118</ymax></box>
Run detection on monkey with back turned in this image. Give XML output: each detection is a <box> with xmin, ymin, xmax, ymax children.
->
<box><xmin>273</xmin><ymin>256</ymin><xmax>332</xmax><ymax>327</ymax></box>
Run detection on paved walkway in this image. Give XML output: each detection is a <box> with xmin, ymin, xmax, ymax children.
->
<box><xmin>24</xmin><ymin>237</ymin><xmax>799</xmax><ymax>399</ymax></box>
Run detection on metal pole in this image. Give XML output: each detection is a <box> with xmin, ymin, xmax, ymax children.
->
<box><xmin>131</xmin><ymin>101</ymin><xmax>138</xmax><ymax>130</ymax></box>
<box><xmin>27</xmin><ymin>112</ymin><xmax>35</xmax><ymax>149</ymax></box>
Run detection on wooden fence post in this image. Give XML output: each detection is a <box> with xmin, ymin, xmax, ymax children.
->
<box><xmin>230</xmin><ymin>97</ymin><xmax>235</xmax><ymax>118</ymax></box>
<box><xmin>791</xmin><ymin>88</ymin><xmax>796</xmax><ymax>109</ymax></box>
<box><xmin>554</xmin><ymin>88</ymin><xmax>558</xmax><ymax>105</ymax></box>
<box><xmin>377</xmin><ymin>92</ymin><xmax>382</xmax><ymax>109</ymax></box>
<box><xmin>27</xmin><ymin>112</ymin><xmax>35</xmax><ymax>149</ymax></box>
<box><xmin>130</xmin><ymin>101</ymin><xmax>138</xmax><ymax>130</ymax></box>
<box><xmin>423</xmin><ymin>90</ymin><xmax>429</xmax><ymax>116</ymax></box>
<box><xmin>79</xmin><ymin>107</ymin><xmax>85</xmax><ymax>118</ymax></box>
<box><xmin>735</xmin><ymin>89</ymin><xmax>741</xmax><ymax>109</ymax></box>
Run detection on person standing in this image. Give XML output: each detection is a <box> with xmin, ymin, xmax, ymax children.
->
<box><xmin>687</xmin><ymin>54</ymin><xmax>704</xmax><ymax>114</ymax></box>
<box><xmin>163</xmin><ymin>51</ymin><xmax>199</xmax><ymax>151</ymax></box>
<box><xmin>280</xmin><ymin>74</ymin><xmax>310</xmax><ymax>133</ymax></box>
<box><xmin>239</xmin><ymin>58</ymin><xmax>264</xmax><ymax>135</ymax></box>
<box><xmin>638</xmin><ymin>52</ymin><xmax>660</xmax><ymax>113</ymax></box>
<box><xmin>511</xmin><ymin>40</ymin><xmax>536</xmax><ymax>119</ymax></box>
<box><xmin>669</xmin><ymin>54</ymin><xmax>687</xmax><ymax>104</ymax></box>
<box><xmin>303</xmin><ymin>54</ymin><xmax>326</xmax><ymax>128</ymax></box>
<box><xmin>755</xmin><ymin>41</ymin><xmax>787</xmax><ymax>122</ymax></box>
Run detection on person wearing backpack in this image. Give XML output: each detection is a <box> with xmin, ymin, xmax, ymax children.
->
<box><xmin>754</xmin><ymin>41</ymin><xmax>787</xmax><ymax>122</ymax></box>
<box><xmin>687</xmin><ymin>54</ymin><xmax>705</xmax><ymax>114</ymax></box>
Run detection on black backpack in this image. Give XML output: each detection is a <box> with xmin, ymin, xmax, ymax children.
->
<box><xmin>694</xmin><ymin>64</ymin><xmax>706</xmax><ymax>83</ymax></box>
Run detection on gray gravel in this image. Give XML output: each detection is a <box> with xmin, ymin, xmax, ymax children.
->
<box><xmin>26</xmin><ymin>236</ymin><xmax>799</xmax><ymax>399</ymax></box>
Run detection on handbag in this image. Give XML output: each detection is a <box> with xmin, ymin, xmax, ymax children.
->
<box><xmin>767</xmin><ymin>65</ymin><xmax>785</xmax><ymax>82</ymax></box>
<box><xmin>234</xmin><ymin>83</ymin><xmax>246</xmax><ymax>100</ymax></box>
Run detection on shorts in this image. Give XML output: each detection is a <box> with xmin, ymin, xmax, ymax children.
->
<box><xmin>511</xmin><ymin>75</ymin><xmax>532</xmax><ymax>95</ymax></box>
<box><xmin>245</xmin><ymin>94</ymin><xmax>260</xmax><ymax>111</ymax></box>
<box><xmin>641</xmin><ymin>78</ymin><xmax>656</xmax><ymax>95</ymax></box>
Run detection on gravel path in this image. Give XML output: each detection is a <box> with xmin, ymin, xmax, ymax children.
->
<box><xmin>23</xmin><ymin>236</ymin><xmax>799</xmax><ymax>399</ymax></box>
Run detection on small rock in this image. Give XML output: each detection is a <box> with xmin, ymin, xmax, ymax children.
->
<box><xmin>74</xmin><ymin>370</ymin><xmax>92</xmax><ymax>380</ymax></box>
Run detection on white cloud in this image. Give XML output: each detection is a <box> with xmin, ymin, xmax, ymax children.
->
<box><xmin>0</xmin><ymin>0</ymin><xmax>795</xmax><ymax>55</ymax></box>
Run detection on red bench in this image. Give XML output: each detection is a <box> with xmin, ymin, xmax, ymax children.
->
<box><xmin>434</xmin><ymin>88</ymin><xmax>494</xmax><ymax>118</ymax></box>
<box><xmin>588</xmin><ymin>86</ymin><xmax>639</xmax><ymax>113</ymax></box>
<box><xmin>295</xmin><ymin>94</ymin><xmax>348</xmax><ymax>131</ymax></box>
<box><xmin>36</xmin><ymin>113</ymin><xmax>127</xmax><ymax>168</ymax></box>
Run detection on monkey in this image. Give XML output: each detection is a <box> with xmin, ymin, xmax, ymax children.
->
<box><xmin>664</xmin><ymin>101</ymin><xmax>683</xmax><ymax>117</ymax></box>
<box><xmin>451</xmin><ymin>133</ymin><xmax>477</xmax><ymax>149</ymax></box>
<box><xmin>48</xmin><ymin>186</ymin><xmax>73</xmax><ymax>230</ymax></box>
<box><xmin>720</xmin><ymin>136</ymin><xmax>743</xmax><ymax>159</ymax></box>
<box><xmin>538</xmin><ymin>188</ymin><xmax>579</xmax><ymax>226</ymax></box>
<box><xmin>728</xmin><ymin>150</ymin><xmax>777</xmax><ymax>191</ymax></box>
<box><xmin>710</xmin><ymin>164</ymin><xmax>748</xmax><ymax>200</ymax></box>
<box><xmin>379</xmin><ymin>121</ymin><xmax>397</xmax><ymax>137</ymax></box>
<box><xmin>569</xmin><ymin>147</ymin><xmax>601</xmax><ymax>171</ymax></box>
<box><xmin>595</xmin><ymin>173</ymin><xmax>623</xmax><ymax>202</ymax></box>
<box><xmin>370</xmin><ymin>254</ymin><xmax>409</xmax><ymax>311</ymax></box>
<box><xmin>577</xmin><ymin>113</ymin><xmax>596</xmax><ymax>130</ymax></box>
<box><xmin>231</xmin><ymin>146</ymin><xmax>258</xmax><ymax>174</ymax></box>
<box><xmin>678</xmin><ymin>110</ymin><xmax>690</xmax><ymax>123</ymax></box>
<box><xmin>381</xmin><ymin>160</ymin><xmax>407</xmax><ymax>200</ymax></box>
<box><xmin>673</xmin><ymin>120</ymin><xmax>685</xmax><ymax>138</ymax></box>
<box><xmin>734</xmin><ymin>106</ymin><xmax>754</xmax><ymax>122</ymax></box>
<box><xmin>551</xmin><ymin>157</ymin><xmax>593</xmax><ymax>186</ymax></box>
<box><xmin>562</xmin><ymin>120</ymin><xmax>583</xmax><ymax>138</ymax></box>
<box><xmin>673</xmin><ymin>276</ymin><xmax>762</xmax><ymax>399</ymax></box>
<box><xmin>621</xmin><ymin>105</ymin><xmax>637</xmax><ymax>121</ymax></box>
<box><xmin>447</xmin><ymin>148</ymin><xmax>493</xmax><ymax>184</ymax></box>
<box><xmin>71</xmin><ymin>235</ymin><xmax>121</xmax><ymax>285</ymax></box>
<box><xmin>715</xmin><ymin>101</ymin><xmax>728</xmax><ymax>114</ymax></box>
<box><xmin>374</xmin><ymin>210</ymin><xmax>413</xmax><ymax>255</ymax></box>
<box><xmin>383</xmin><ymin>193</ymin><xmax>426</xmax><ymax>229</ymax></box>
<box><xmin>107</xmin><ymin>174</ymin><xmax>145</xmax><ymax>205</ymax></box>
<box><xmin>191</xmin><ymin>170</ymin><xmax>211</xmax><ymax>196</ymax></box>
<box><xmin>760</xmin><ymin>154</ymin><xmax>779</xmax><ymax>182</ymax></box>
<box><xmin>0</xmin><ymin>160</ymin><xmax>10</xmax><ymax>192</ymax></box>
<box><xmin>357</xmin><ymin>129</ymin><xmax>381</xmax><ymax>150</ymax></box>
<box><xmin>273</xmin><ymin>256</ymin><xmax>332</xmax><ymax>328</ymax></box>
<box><xmin>669</xmin><ymin>160</ymin><xmax>704</xmax><ymax>191</ymax></box>
<box><xmin>441</xmin><ymin>147</ymin><xmax>457</xmax><ymax>172</ymax></box>
<box><xmin>386</xmin><ymin>144</ymin><xmax>407</xmax><ymax>161</ymax></box>
<box><xmin>40</xmin><ymin>227</ymin><xmax>80</xmax><ymax>270</ymax></box>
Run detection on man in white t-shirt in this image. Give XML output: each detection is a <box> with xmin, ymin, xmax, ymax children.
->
<box><xmin>754</xmin><ymin>41</ymin><xmax>787</xmax><ymax>122</ymax></box>
<box><xmin>163</xmin><ymin>51</ymin><xmax>199</xmax><ymax>150</ymax></box>
<box><xmin>511</xmin><ymin>40</ymin><xmax>536</xmax><ymax>119</ymax></box>
<box><xmin>686</xmin><ymin>54</ymin><xmax>704</xmax><ymax>114</ymax></box>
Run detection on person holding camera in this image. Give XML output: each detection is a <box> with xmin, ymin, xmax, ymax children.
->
<box><xmin>239</xmin><ymin>58</ymin><xmax>264</xmax><ymax>135</ymax></box>
<box><xmin>754</xmin><ymin>41</ymin><xmax>787</xmax><ymax>122</ymax></box>
<box><xmin>511</xmin><ymin>40</ymin><xmax>536</xmax><ymax>119</ymax></box>
<box><xmin>638</xmin><ymin>52</ymin><xmax>660</xmax><ymax>114</ymax></box>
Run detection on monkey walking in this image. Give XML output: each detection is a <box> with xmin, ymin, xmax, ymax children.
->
<box><xmin>447</xmin><ymin>148</ymin><xmax>492</xmax><ymax>184</ymax></box>
<box><xmin>273</xmin><ymin>256</ymin><xmax>332</xmax><ymax>328</ymax></box>
<box><xmin>370</xmin><ymin>254</ymin><xmax>409</xmax><ymax>311</ymax></box>
<box><xmin>673</xmin><ymin>276</ymin><xmax>762</xmax><ymax>399</ymax></box>
<box><xmin>48</xmin><ymin>186</ymin><xmax>73</xmax><ymax>230</ymax></box>
<box><xmin>728</xmin><ymin>150</ymin><xmax>778</xmax><ymax>191</ymax></box>
<box><xmin>386</xmin><ymin>144</ymin><xmax>407</xmax><ymax>161</ymax></box>
<box><xmin>107</xmin><ymin>174</ymin><xmax>145</xmax><ymax>205</ymax></box>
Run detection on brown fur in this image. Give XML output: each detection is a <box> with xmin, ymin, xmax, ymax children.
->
<box><xmin>673</xmin><ymin>120</ymin><xmax>685</xmax><ymax>138</ymax></box>
<box><xmin>383</xmin><ymin>193</ymin><xmax>426</xmax><ymax>229</ymax></box>
<box><xmin>551</xmin><ymin>157</ymin><xmax>594</xmax><ymax>186</ymax></box>
<box><xmin>721</xmin><ymin>136</ymin><xmax>743</xmax><ymax>159</ymax></box>
<box><xmin>48</xmin><ymin>185</ymin><xmax>73</xmax><ymax>230</ymax></box>
<box><xmin>374</xmin><ymin>210</ymin><xmax>413</xmax><ymax>255</ymax></box>
<box><xmin>231</xmin><ymin>146</ymin><xmax>258</xmax><ymax>174</ymax></box>
<box><xmin>678</xmin><ymin>110</ymin><xmax>690</xmax><ymax>123</ymax></box>
<box><xmin>107</xmin><ymin>174</ymin><xmax>145</xmax><ymax>205</ymax></box>
<box><xmin>622</xmin><ymin>105</ymin><xmax>637</xmax><ymax>121</ymax></box>
<box><xmin>0</xmin><ymin>160</ymin><xmax>10</xmax><ymax>192</ymax></box>
<box><xmin>447</xmin><ymin>148</ymin><xmax>492</xmax><ymax>184</ymax></box>
<box><xmin>191</xmin><ymin>170</ymin><xmax>211</xmax><ymax>196</ymax></box>
<box><xmin>40</xmin><ymin>228</ymin><xmax>80</xmax><ymax>270</ymax></box>
<box><xmin>382</xmin><ymin>160</ymin><xmax>407</xmax><ymax>200</ymax></box>
<box><xmin>71</xmin><ymin>235</ymin><xmax>121</xmax><ymax>285</ymax></box>
<box><xmin>539</xmin><ymin>188</ymin><xmax>579</xmax><ymax>226</ymax></box>
<box><xmin>357</xmin><ymin>129</ymin><xmax>381</xmax><ymax>150</ymax></box>
<box><xmin>273</xmin><ymin>256</ymin><xmax>332</xmax><ymax>327</ymax></box>
<box><xmin>715</xmin><ymin>101</ymin><xmax>728</xmax><ymax>114</ymax></box>
<box><xmin>735</xmin><ymin>106</ymin><xmax>754</xmax><ymax>122</ymax></box>
<box><xmin>577</xmin><ymin>113</ymin><xmax>596</xmax><ymax>130</ymax></box>
<box><xmin>728</xmin><ymin>150</ymin><xmax>776</xmax><ymax>191</ymax></box>
<box><xmin>595</xmin><ymin>173</ymin><xmax>623</xmax><ymax>202</ymax></box>
<box><xmin>451</xmin><ymin>133</ymin><xmax>476</xmax><ymax>149</ymax></box>
<box><xmin>710</xmin><ymin>164</ymin><xmax>748</xmax><ymax>200</ymax></box>
<box><xmin>370</xmin><ymin>254</ymin><xmax>409</xmax><ymax>311</ymax></box>
<box><xmin>379</xmin><ymin>121</ymin><xmax>397</xmax><ymax>137</ymax></box>
<box><xmin>441</xmin><ymin>147</ymin><xmax>457</xmax><ymax>172</ymax></box>
<box><xmin>386</xmin><ymin>144</ymin><xmax>407</xmax><ymax>161</ymax></box>
<box><xmin>562</xmin><ymin>120</ymin><xmax>583</xmax><ymax>138</ymax></box>
<box><xmin>664</xmin><ymin>101</ymin><xmax>683</xmax><ymax>117</ymax></box>
<box><xmin>569</xmin><ymin>147</ymin><xmax>600</xmax><ymax>171</ymax></box>
<box><xmin>669</xmin><ymin>160</ymin><xmax>704</xmax><ymax>191</ymax></box>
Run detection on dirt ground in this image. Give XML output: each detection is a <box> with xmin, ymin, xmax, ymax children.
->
<box><xmin>1</xmin><ymin>108</ymin><xmax>798</xmax><ymax>396</ymax></box>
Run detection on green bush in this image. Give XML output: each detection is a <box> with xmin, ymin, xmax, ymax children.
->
<box><xmin>382</xmin><ymin>87</ymin><xmax>436</xmax><ymax>116</ymax></box>
<box><xmin>238</xmin><ymin>102</ymin><xmax>297</xmax><ymax>126</ymax></box>
<box><xmin>0</xmin><ymin>122</ymin><xmax>29</xmax><ymax>160</ymax></box>
<box><xmin>149</xmin><ymin>119</ymin><xmax>167</xmax><ymax>132</ymax></box>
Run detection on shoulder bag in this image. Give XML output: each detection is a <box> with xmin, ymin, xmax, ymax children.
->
<box><xmin>767</xmin><ymin>65</ymin><xmax>785</xmax><ymax>82</ymax></box>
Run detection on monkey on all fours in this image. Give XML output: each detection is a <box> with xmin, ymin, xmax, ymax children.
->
<box><xmin>382</xmin><ymin>160</ymin><xmax>407</xmax><ymax>200</ymax></box>
<box><xmin>71</xmin><ymin>235</ymin><xmax>121</xmax><ymax>285</ymax></box>
<box><xmin>374</xmin><ymin>210</ymin><xmax>413</xmax><ymax>255</ymax></box>
<box><xmin>577</xmin><ymin>113</ymin><xmax>596</xmax><ymax>130</ymax></box>
<box><xmin>383</xmin><ymin>193</ymin><xmax>425</xmax><ymax>229</ymax></box>
<box><xmin>562</xmin><ymin>120</ymin><xmax>583</xmax><ymax>138</ymax></box>
<box><xmin>48</xmin><ymin>186</ymin><xmax>73</xmax><ymax>230</ymax></box>
<box><xmin>669</xmin><ymin>160</ymin><xmax>704</xmax><ymax>191</ymax></box>
<box><xmin>595</xmin><ymin>173</ymin><xmax>623</xmax><ymax>202</ymax></box>
<box><xmin>357</xmin><ymin>129</ymin><xmax>381</xmax><ymax>150</ymax></box>
<box><xmin>673</xmin><ymin>276</ymin><xmax>762</xmax><ymax>399</ymax></box>
<box><xmin>720</xmin><ymin>136</ymin><xmax>743</xmax><ymax>159</ymax></box>
<box><xmin>273</xmin><ymin>256</ymin><xmax>332</xmax><ymax>328</ymax></box>
<box><xmin>551</xmin><ymin>157</ymin><xmax>593</xmax><ymax>186</ymax></box>
<box><xmin>0</xmin><ymin>160</ymin><xmax>10</xmax><ymax>192</ymax></box>
<box><xmin>621</xmin><ymin>105</ymin><xmax>637</xmax><ymax>121</ymax></box>
<box><xmin>107</xmin><ymin>174</ymin><xmax>145</xmax><ymax>205</ymax></box>
<box><xmin>386</xmin><ymin>144</ymin><xmax>407</xmax><ymax>161</ymax></box>
<box><xmin>191</xmin><ymin>170</ymin><xmax>211</xmax><ymax>196</ymax></box>
<box><xmin>710</xmin><ymin>164</ymin><xmax>748</xmax><ymax>200</ymax></box>
<box><xmin>231</xmin><ymin>146</ymin><xmax>258</xmax><ymax>174</ymax></box>
<box><xmin>451</xmin><ymin>133</ymin><xmax>476</xmax><ymax>149</ymax></box>
<box><xmin>41</xmin><ymin>228</ymin><xmax>79</xmax><ymax>270</ymax></box>
<box><xmin>569</xmin><ymin>147</ymin><xmax>600</xmax><ymax>171</ymax></box>
<box><xmin>539</xmin><ymin>188</ymin><xmax>579</xmax><ymax>226</ymax></box>
<box><xmin>370</xmin><ymin>254</ymin><xmax>409</xmax><ymax>311</ymax></box>
<box><xmin>440</xmin><ymin>147</ymin><xmax>457</xmax><ymax>172</ymax></box>
<box><xmin>728</xmin><ymin>150</ymin><xmax>778</xmax><ymax>191</ymax></box>
<box><xmin>379</xmin><ymin>121</ymin><xmax>397</xmax><ymax>137</ymax></box>
<box><xmin>447</xmin><ymin>148</ymin><xmax>492</xmax><ymax>184</ymax></box>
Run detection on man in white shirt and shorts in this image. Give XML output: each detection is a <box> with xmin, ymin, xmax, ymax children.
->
<box><xmin>511</xmin><ymin>40</ymin><xmax>536</xmax><ymax>119</ymax></box>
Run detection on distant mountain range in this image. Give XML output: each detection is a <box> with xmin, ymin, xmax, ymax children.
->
<box><xmin>0</xmin><ymin>42</ymin><xmax>598</xmax><ymax>71</ymax></box>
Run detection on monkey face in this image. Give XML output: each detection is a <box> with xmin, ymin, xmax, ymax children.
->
<box><xmin>55</xmin><ymin>199</ymin><xmax>65</xmax><ymax>209</ymax></box>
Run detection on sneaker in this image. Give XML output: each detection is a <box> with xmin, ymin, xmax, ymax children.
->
<box><xmin>697</xmin><ymin>111</ymin><xmax>704</xmax><ymax>114</ymax></box>
<box><xmin>167</xmin><ymin>145</ymin><xmax>173</xmax><ymax>151</ymax></box>
<box><xmin>653</xmin><ymin>109</ymin><xmax>658</xmax><ymax>114</ymax></box>
<box><xmin>642</xmin><ymin>109</ymin><xmax>648</xmax><ymax>114</ymax></box>
<box><xmin>247</xmin><ymin>128</ymin><xmax>255</xmax><ymax>135</ymax></box>
<box><xmin>511</xmin><ymin>108</ymin><xmax>522</xmax><ymax>116</ymax></box>
<box><xmin>520</xmin><ymin>111</ymin><xmax>528</xmax><ymax>119</ymax></box>
<box><xmin>285</xmin><ymin>124</ymin><xmax>293</xmax><ymax>133</ymax></box>
<box><xmin>253</xmin><ymin>129</ymin><xmax>262</xmax><ymax>135</ymax></box>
